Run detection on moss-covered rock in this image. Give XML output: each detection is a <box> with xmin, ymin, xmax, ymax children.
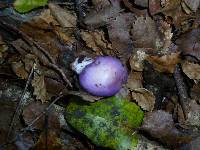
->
<box><xmin>65</xmin><ymin>96</ymin><xmax>144</xmax><ymax>150</ymax></box>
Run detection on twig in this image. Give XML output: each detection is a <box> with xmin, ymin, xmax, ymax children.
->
<box><xmin>7</xmin><ymin>63</ymin><xmax>35</xmax><ymax>141</ymax></box>
<box><xmin>0</xmin><ymin>20</ymin><xmax>72</xmax><ymax>88</ymax></box>
<box><xmin>173</xmin><ymin>64</ymin><xmax>189</xmax><ymax>119</ymax></box>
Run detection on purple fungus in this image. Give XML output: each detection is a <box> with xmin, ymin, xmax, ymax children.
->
<box><xmin>75</xmin><ymin>56</ymin><xmax>128</xmax><ymax>96</ymax></box>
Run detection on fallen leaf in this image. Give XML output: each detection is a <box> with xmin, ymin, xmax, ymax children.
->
<box><xmin>129</xmin><ymin>50</ymin><xmax>147</xmax><ymax>71</ymax></box>
<box><xmin>190</xmin><ymin>83</ymin><xmax>200</xmax><ymax>103</ymax></box>
<box><xmin>131</xmin><ymin>16</ymin><xmax>172</xmax><ymax>53</ymax></box>
<box><xmin>176</xmin><ymin>28</ymin><xmax>200</xmax><ymax>61</ymax></box>
<box><xmin>141</xmin><ymin>110</ymin><xmax>192</xmax><ymax>146</ymax></box>
<box><xmin>48</xmin><ymin>3</ymin><xmax>77</xmax><ymax>28</ymax></box>
<box><xmin>186</xmin><ymin>99</ymin><xmax>200</xmax><ymax>126</ymax></box>
<box><xmin>131</xmin><ymin>88</ymin><xmax>155</xmax><ymax>111</ymax></box>
<box><xmin>0</xmin><ymin>35</ymin><xmax>8</xmax><ymax>58</ymax></box>
<box><xmin>32</xmin><ymin>73</ymin><xmax>51</xmax><ymax>102</ymax></box>
<box><xmin>107</xmin><ymin>13</ymin><xmax>135</xmax><ymax>61</ymax></box>
<box><xmin>182</xmin><ymin>61</ymin><xmax>200</xmax><ymax>80</ymax></box>
<box><xmin>146</xmin><ymin>52</ymin><xmax>180</xmax><ymax>73</ymax></box>
<box><xmin>22</xmin><ymin>101</ymin><xmax>66</xmax><ymax>130</ymax></box>
<box><xmin>80</xmin><ymin>30</ymin><xmax>112</xmax><ymax>54</ymax></box>
<box><xmin>11</xmin><ymin>61</ymin><xmax>28</xmax><ymax>79</ymax></box>
<box><xmin>126</xmin><ymin>71</ymin><xmax>143</xmax><ymax>90</ymax></box>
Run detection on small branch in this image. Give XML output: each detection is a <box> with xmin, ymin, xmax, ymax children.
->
<box><xmin>0</xmin><ymin>20</ymin><xmax>72</xmax><ymax>88</ymax></box>
<box><xmin>173</xmin><ymin>64</ymin><xmax>189</xmax><ymax>119</ymax></box>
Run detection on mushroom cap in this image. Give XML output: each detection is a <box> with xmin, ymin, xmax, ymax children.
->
<box><xmin>79</xmin><ymin>56</ymin><xmax>128</xmax><ymax>96</ymax></box>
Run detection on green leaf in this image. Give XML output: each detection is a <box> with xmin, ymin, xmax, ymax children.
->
<box><xmin>65</xmin><ymin>96</ymin><xmax>144</xmax><ymax>150</ymax></box>
<box><xmin>14</xmin><ymin>0</ymin><xmax>48</xmax><ymax>13</ymax></box>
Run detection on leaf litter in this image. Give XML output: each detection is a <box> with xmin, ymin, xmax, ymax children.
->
<box><xmin>0</xmin><ymin>0</ymin><xmax>200</xmax><ymax>149</ymax></box>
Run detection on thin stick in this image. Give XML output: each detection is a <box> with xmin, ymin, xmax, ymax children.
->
<box><xmin>173</xmin><ymin>64</ymin><xmax>189</xmax><ymax>119</ymax></box>
<box><xmin>7</xmin><ymin>63</ymin><xmax>35</xmax><ymax>141</ymax></box>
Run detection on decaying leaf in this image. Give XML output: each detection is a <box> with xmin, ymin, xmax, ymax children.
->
<box><xmin>126</xmin><ymin>71</ymin><xmax>143</xmax><ymax>90</ymax></box>
<box><xmin>146</xmin><ymin>52</ymin><xmax>180</xmax><ymax>73</ymax></box>
<box><xmin>183</xmin><ymin>0</ymin><xmax>200</xmax><ymax>12</ymax></box>
<box><xmin>84</xmin><ymin>0</ymin><xmax>121</xmax><ymax>27</ymax></box>
<box><xmin>48</xmin><ymin>3</ymin><xmax>77</xmax><ymax>28</ymax></box>
<box><xmin>80</xmin><ymin>30</ymin><xmax>112</xmax><ymax>54</ymax></box>
<box><xmin>191</xmin><ymin>83</ymin><xmax>200</xmax><ymax>103</ymax></box>
<box><xmin>176</xmin><ymin>28</ymin><xmax>200</xmax><ymax>61</ymax></box>
<box><xmin>129</xmin><ymin>50</ymin><xmax>147</xmax><ymax>71</ymax></box>
<box><xmin>32</xmin><ymin>73</ymin><xmax>50</xmax><ymax>103</ymax></box>
<box><xmin>182</xmin><ymin>61</ymin><xmax>200</xmax><ymax>80</ymax></box>
<box><xmin>107</xmin><ymin>13</ymin><xmax>135</xmax><ymax>60</ymax></box>
<box><xmin>186</xmin><ymin>99</ymin><xmax>200</xmax><ymax>126</ymax></box>
<box><xmin>22</xmin><ymin>101</ymin><xmax>66</xmax><ymax>130</ymax></box>
<box><xmin>132</xmin><ymin>16</ymin><xmax>172</xmax><ymax>53</ymax></box>
<box><xmin>141</xmin><ymin>110</ymin><xmax>192</xmax><ymax>146</ymax></box>
<box><xmin>156</xmin><ymin>0</ymin><xmax>190</xmax><ymax>27</ymax></box>
<box><xmin>131</xmin><ymin>88</ymin><xmax>155</xmax><ymax>111</ymax></box>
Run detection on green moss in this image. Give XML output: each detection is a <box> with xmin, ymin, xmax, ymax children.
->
<box><xmin>14</xmin><ymin>0</ymin><xmax>48</xmax><ymax>13</ymax></box>
<box><xmin>65</xmin><ymin>96</ymin><xmax>144</xmax><ymax>150</ymax></box>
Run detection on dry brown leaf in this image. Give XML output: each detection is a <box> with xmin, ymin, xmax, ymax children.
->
<box><xmin>80</xmin><ymin>30</ymin><xmax>112</xmax><ymax>54</ymax></box>
<box><xmin>32</xmin><ymin>73</ymin><xmax>50</xmax><ymax>103</ymax></box>
<box><xmin>131</xmin><ymin>88</ymin><xmax>155</xmax><ymax>111</ymax></box>
<box><xmin>126</xmin><ymin>71</ymin><xmax>143</xmax><ymax>90</ymax></box>
<box><xmin>49</xmin><ymin>3</ymin><xmax>77</xmax><ymax>28</ymax></box>
<box><xmin>11</xmin><ymin>61</ymin><xmax>28</xmax><ymax>79</ymax></box>
<box><xmin>146</xmin><ymin>52</ymin><xmax>180</xmax><ymax>73</ymax></box>
<box><xmin>182</xmin><ymin>61</ymin><xmax>200</xmax><ymax>80</ymax></box>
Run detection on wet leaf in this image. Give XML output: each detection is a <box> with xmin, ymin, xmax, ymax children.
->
<box><xmin>14</xmin><ymin>0</ymin><xmax>48</xmax><ymax>13</ymax></box>
<box><xmin>146</xmin><ymin>52</ymin><xmax>180</xmax><ymax>73</ymax></box>
<box><xmin>141</xmin><ymin>110</ymin><xmax>192</xmax><ymax>146</ymax></box>
<box><xmin>65</xmin><ymin>96</ymin><xmax>144</xmax><ymax>150</ymax></box>
<box><xmin>0</xmin><ymin>35</ymin><xmax>8</xmax><ymax>59</ymax></box>
<box><xmin>182</xmin><ymin>61</ymin><xmax>200</xmax><ymax>80</ymax></box>
<box><xmin>131</xmin><ymin>88</ymin><xmax>155</xmax><ymax>111</ymax></box>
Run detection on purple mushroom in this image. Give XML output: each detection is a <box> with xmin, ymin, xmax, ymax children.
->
<box><xmin>74</xmin><ymin>56</ymin><xmax>128</xmax><ymax>96</ymax></box>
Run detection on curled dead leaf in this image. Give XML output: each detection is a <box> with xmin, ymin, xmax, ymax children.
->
<box><xmin>32</xmin><ymin>73</ymin><xmax>51</xmax><ymax>103</ymax></box>
<box><xmin>131</xmin><ymin>88</ymin><xmax>155</xmax><ymax>111</ymax></box>
<box><xmin>146</xmin><ymin>52</ymin><xmax>180</xmax><ymax>73</ymax></box>
<box><xmin>80</xmin><ymin>30</ymin><xmax>112</xmax><ymax>54</ymax></box>
<box><xmin>182</xmin><ymin>61</ymin><xmax>200</xmax><ymax>80</ymax></box>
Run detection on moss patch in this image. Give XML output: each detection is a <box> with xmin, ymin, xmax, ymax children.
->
<box><xmin>65</xmin><ymin>96</ymin><xmax>144</xmax><ymax>150</ymax></box>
